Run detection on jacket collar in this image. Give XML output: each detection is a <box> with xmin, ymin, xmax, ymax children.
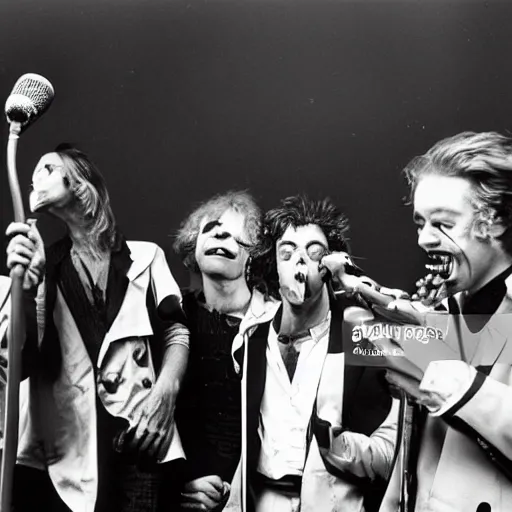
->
<box><xmin>231</xmin><ymin>290</ymin><xmax>280</xmax><ymax>373</ymax></box>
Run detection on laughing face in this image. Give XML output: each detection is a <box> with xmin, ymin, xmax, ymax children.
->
<box><xmin>413</xmin><ymin>174</ymin><xmax>500</xmax><ymax>296</ymax></box>
<box><xmin>276</xmin><ymin>224</ymin><xmax>329</xmax><ymax>306</ymax></box>
<box><xmin>29</xmin><ymin>152</ymin><xmax>73</xmax><ymax>213</ymax></box>
<box><xmin>195</xmin><ymin>208</ymin><xmax>251</xmax><ymax>280</ymax></box>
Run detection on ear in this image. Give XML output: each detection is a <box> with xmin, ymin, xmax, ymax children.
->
<box><xmin>474</xmin><ymin>214</ymin><xmax>506</xmax><ymax>241</ymax></box>
<box><xmin>488</xmin><ymin>218</ymin><xmax>506</xmax><ymax>239</ymax></box>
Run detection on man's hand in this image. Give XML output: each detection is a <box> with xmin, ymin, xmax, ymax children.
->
<box><xmin>378</xmin><ymin>286</ymin><xmax>410</xmax><ymax>301</ymax></box>
<box><xmin>412</xmin><ymin>273</ymin><xmax>448</xmax><ymax>306</ymax></box>
<box><xmin>385</xmin><ymin>370</ymin><xmax>425</xmax><ymax>403</ymax></box>
<box><xmin>120</xmin><ymin>382</ymin><xmax>177</xmax><ymax>461</ymax></box>
<box><xmin>320</xmin><ymin>252</ymin><xmax>362</xmax><ymax>292</ymax></box>
<box><xmin>320</xmin><ymin>253</ymin><xmax>412</xmax><ymax>300</ymax></box>
<box><xmin>180</xmin><ymin>475</ymin><xmax>230</xmax><ymax>511</ymax></box>
<box><xmin>385</xmin><ymin>368</ymin><xmax>453</xmax><ymax>411</ymax></box>
<box><xmin>6</xmin><ymin>220</ymin><xmax>45</xmax><ymax>291</ymax></box>
<box><xmin>371</xmin><ymin>297</ymin><xmax>435</xmax><ymax>326</ymax></box>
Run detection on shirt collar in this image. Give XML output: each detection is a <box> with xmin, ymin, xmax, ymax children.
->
<box><xmin>461</xmin><ymin>263</ymin><xmax>512</xmax><ymax>316</ymax></box>
<box><xmin>273</xmin><ymin>307</ymin><xmax>331</xmax><ymax>345</ymax></box>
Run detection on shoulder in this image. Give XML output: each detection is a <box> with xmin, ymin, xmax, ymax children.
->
<box><xmin>126</xmin><ymin>241</ymin><xmax>167</xmax><ymax>281</ymax></box>
<box><xmin>127</xmin><ymin>240</ymin><xmax>160</xmax><ymax>260</ymax></box>
<box><xmin>245</xmin><ymin>290</ymin><xmax>280</xmax><ymax>325</ymax></box>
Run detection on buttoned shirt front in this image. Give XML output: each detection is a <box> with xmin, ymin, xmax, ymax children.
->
<box><xmin>257</xmin><ymin>313</ymin><xmax>331</xmax><ymax>479</ymax></box>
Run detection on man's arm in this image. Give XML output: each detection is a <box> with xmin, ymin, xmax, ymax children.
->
<box><xmin>156</xmin><ymin>323</ymin><xmax>189</xmax><ymax>393</ymax></box>
<box><xmin>419</xmin><ymin>360</ymin><xmax>512</xmax><ymax>461</ymax></box>
<box><xmin>127</xmin><ymin>245</ymin><xmax>190</xmax><ymax>460</ymax></box>
<box><xmin>320</xmin><ymin>398</ymin><xmax>400</xmax><ymax>480</ymax></box>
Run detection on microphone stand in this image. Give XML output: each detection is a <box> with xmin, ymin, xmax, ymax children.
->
<box><xmin>1</xmin><ymin>121</ymin><xmax>26</xmax><ymax>512</ymax></box>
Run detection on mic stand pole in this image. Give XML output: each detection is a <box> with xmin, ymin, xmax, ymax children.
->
<box><xmin>1</xmin><ymin>121</ymin><xmax>26</xmax><ymax>512</ymax></box>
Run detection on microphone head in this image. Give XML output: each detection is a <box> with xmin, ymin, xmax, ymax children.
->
<box><xmin>5</xmin><ymin>73</ymin><xmax>55</xmax><ymax>129</ymax></box>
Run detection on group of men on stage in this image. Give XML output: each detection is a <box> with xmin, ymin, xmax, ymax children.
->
<box><xmin>4</xmin><ymin>129</ymin><xmax>512</xmax><ymax>512</ymax></box>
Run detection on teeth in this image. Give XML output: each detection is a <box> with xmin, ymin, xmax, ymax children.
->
<box><xmin>206</xmin><ymin>247</ymin><xmax>235</xmax><ymax>259</ymax></box>
<box><xmin>425</xmin><ymin>253</ymin><xmax>452</xmax><ymax>279</ymax></box>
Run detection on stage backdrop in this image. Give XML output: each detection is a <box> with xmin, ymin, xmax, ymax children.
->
<box><xmin>1</xmin><ymin>0</ymin><xmax>512</xmax><ymax>291</ymax></box>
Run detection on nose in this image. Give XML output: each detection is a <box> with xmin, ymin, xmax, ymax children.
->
<box><xmin>417</xmin><ymin>224</ymin><xmax>440</xmax><ymax>250</ymax></box>
<box><xmin>294</xmin><ymin>248</ymin><xmax>308</xmax><ymax>266</ymax></box>
<box><xmin>213</xmin><ymin>230</ymin><xmax>231</xmax><ymax>240</ymax></box>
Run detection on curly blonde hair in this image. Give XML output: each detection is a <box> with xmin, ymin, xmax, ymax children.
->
<box><xmin>173</xmin><ymin>190</ymin><xmax>262</xmax><ymax>273</ymax></box>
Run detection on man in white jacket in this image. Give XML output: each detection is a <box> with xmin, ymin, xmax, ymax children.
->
<box><xmin>231</xmin><ymin>195</ymin><xmax>401</xmax><ymax>512</ymax></box>
<box><xmin>5</xmin><ymin>144</ymin><xmax>189</xmax><ymax>512</ymax></box>
<box><xmin>386</xmin><ymin>131</ymin><xmax>512</xmax><ymax>512</ymax></box>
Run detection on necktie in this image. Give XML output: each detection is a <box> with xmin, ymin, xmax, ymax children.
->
<box><xmin>278</xmin><ymin>332</ymin><xmax>309</xmax><ymax>381</ymax></box>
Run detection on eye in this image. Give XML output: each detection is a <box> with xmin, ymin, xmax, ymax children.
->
<box><xmin>432</xmin><ymin>221</ymin><xmax>453</xmax><ymax>231</ymax></box>
<box><xmin>278</xmin><ymin>246</ymin><xmax>294</xmax><ymax>261</ymax></box>
<box><xmin>202</xmin><ymin>220</ymin><xmax>221</xmax><ymax>234</ymax></box>
<box><xmin>307</xmin><ymin>244</ymin><xmax>327</xmax><ymax>262</ymax></box>
<box><xmin>235</xmin><ymin>237</ymin><xmax>252</xmax><ymax>249</ymax></box>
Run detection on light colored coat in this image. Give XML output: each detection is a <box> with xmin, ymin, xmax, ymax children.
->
<box><xmin>16</xmin><ymin>241</ymin><xmax>184</xmax><ymax>512</ymax></box>
<box><xmin>384</xmin><ymin>275</ymin><xmax>512</xmax><ymax>512</ymax></box>
<box><xmin>226</xmin><ymin>291</ymin><xmax>402</xmax><ymax>512</ymax></box>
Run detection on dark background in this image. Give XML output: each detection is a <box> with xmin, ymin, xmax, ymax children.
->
<box><xmin>1</xmin><ymin>0</ymin><xmax>512</xmax><ymax>291</ymax></box>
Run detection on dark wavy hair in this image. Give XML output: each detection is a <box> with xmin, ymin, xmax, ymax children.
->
<box><xmin>54</xmin><ymin>143</ymin><xmax>116</xmax><ymax>251</ymax></box>
<box><xmin>173</xmin><ymin>190</ymin><xmax>262</xmax><ymax>273</ymax></box>
<box><xmin>404</xmin><ymin>131</ymin><xmax>512</xmax><ymax>256</ymax></box>
<box><xmin>251</xmin><ymin>195</ymin><xmax>350</xmax><ymax>299</ymax></box>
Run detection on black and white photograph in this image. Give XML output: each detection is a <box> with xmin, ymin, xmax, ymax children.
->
<box><xmin>1</xmin><ymin>1</ymin><xmax>512</xmax><ymax>511</ymax></box>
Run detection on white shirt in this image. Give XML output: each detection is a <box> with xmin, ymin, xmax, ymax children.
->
<box><xmin>257</xmin><ymin>313</ymin><xmax>331</xmax><ymax>479</ymax></box>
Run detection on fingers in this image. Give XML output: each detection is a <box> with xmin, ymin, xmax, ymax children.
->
<box><xmin>113</xmin><ymin>427</ymin><xmax>130</xmax><ymax>453</ymax></box>
<box><xmin>5</xmin><ymin>222</ymin><xmax>31</xmax><ymax>239</ymax></box>
<box><xmin>127</xmin><ymin>411</ymin><xmax>174</xmax><ymax>460</ymax></box>
<box><xmin>127</xmin><ymin>414</ymin><xmax>149</xmax><ymax>452</ymax></box>
<box><xmin>7</xmin><ymin>231</ymin><xmax>37</xmax><ymax>252</ymax></box>
<box><xmin>184</xmin><ymin>475</ymin><xmax>224</xmax><ymax>499</ymax></box>
<box><xmin>181</xmin><ymin>476</ymin><xmax>225</xmax><ymax>510</ymax></box>
<box><xmin>414</xmin><ymin>273</ymin><xmax>446</xmax><ymax>306</ymax></box>
<box><xmin>138</xmin><ymin>430</ymin><xmax>159</xmax><ymax>455</ymax></box>
<box><xmin>379</xmin><ymin>286</ymin><xmax>410</xmax><ymax>300</ymax></box>
<box><xmin>319</xmin><ymin>253</ymin><xmax>346</xmax><ymax>274</ymax></box>
<box><xmin>385</xmin><ymin>370</ymin><xmax>423</xmax><ymax>401</ymax></box>
<box><xmin>5</xmin><ymin>222</ymin><xmax>44</xmax><ymax>281</ymax></box>
<box><xmin>145</xmin><ymin>432</ymin><xmax>165</xmax><ymax>459</ymax></box>
<box><xmin>26</xmin><ymin>219</ymin><xmax>41</xmax><ymax>239</ymax></box>
<box><xmin>153</xmin><ymin>424</ymin><xmax>174</xmax><ymax>461</ymax></box>
<box><xmin>181</xmin><ymin>491</ymin><xmax>218</xmax><ymax>509</ymax></box>
<box><xmin>180</xmin><ymin>502</ymin><xmax>209</xmax><ymax>510</ymax></box>
<box><xmin>8</xmin><ymin>238</ymin><xmax>35</xmax><ymax>259</ymax></box>
<box><xmin>6</xmin><ymin>240</ymin><xmax>35</xmax><ymax>269</ymax></box>
<box><xmin>359</xmin><ymin>276</ymin><xmax>379</xmax><ymax>290</ymax></box>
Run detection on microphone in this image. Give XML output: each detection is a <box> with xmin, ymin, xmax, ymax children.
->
<box><xmin>4</xmin><ymin>73</ymin><xmax>54</xmax><ymax>130</ymax></box>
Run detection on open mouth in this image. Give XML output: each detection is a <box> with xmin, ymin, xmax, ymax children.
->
<box><xmin>204</xmin><ymin>247</ymin><xmax>236</xmax><ymax>259</ymax></box>
<box><xmin>425</xmin><ymin>252</ymin><xmax>453</xmax><ymax>279</ymax></box>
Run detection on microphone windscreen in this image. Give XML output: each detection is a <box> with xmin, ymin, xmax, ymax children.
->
<box><xmin>4</xmin><ymin>73</ymin><xmax>55</xmax><ymax>128</ymax></box>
